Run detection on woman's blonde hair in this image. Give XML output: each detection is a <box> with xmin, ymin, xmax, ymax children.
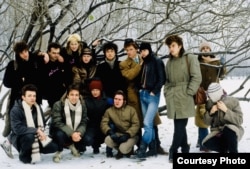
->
<box><xmin>66</xmin><ymin>33</ymin><xmax>82</xmax><ymax>55</ymax></box>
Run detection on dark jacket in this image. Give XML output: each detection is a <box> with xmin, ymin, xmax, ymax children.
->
<box><xmin>50</xmin><ymin>95</ymin><xmax>88</xmax><ymax>137</ymax></box>
<box><xmin>9</xmin><ymin>99</ymin><xmax>45</xmax><ymax>150</ymax></box>
<box><xmin>85</xmin><ymin>94</ymin><xmax>109</xmax><ymax>128</ymax></box>
<box><xmin>60</xmin><ymin>47</ymin><xmax>81</xmax><ymax>87</ymax></box>
<box><xmin>3</xmin><ymin>52</ymin><xmax>44</xmax><ymax>107</ymax></box>
<box><xmin>39</xmin><ymin>60</ymin><xmax>66</xmax><ymax>107</ymax></box>
<box><xmin>139</xmin><ymin>53</ymin><xmax>166</xmax><ymax>94</ymax></box>
<box><xmin>95</xmin><ymin>59</ymin><xmax>127</xmax><ymax>98</ymax></box>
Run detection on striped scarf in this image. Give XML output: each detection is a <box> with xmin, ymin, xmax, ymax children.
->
<box><xmin>22</xmin><ymin>101</ymin><xmax>43</xmax><ymax>164</ymax></box>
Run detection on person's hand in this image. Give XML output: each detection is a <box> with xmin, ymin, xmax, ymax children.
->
<box><xmin>37</xmin><ymin>128</ymin><xmax>46</xmax><ymax>141</ymax></box>
<box><xmin>210</xmin><ymin>104</ymin><xmax>218</xmax><ymax>115</ymax></box>
<box><xmin>217</xmin><ymin>101</ymin><xmax>228</xmax><ymax>112</ymax></box>
<box><xmin>71</xmin><ymin>132</ymin><xmax>81</xmax><ymax>142</ymax></box>
<box><xmin>57</xmin><ymin>55</ymin><xmax>64</xmax><ymax>63</ymax></box>
<box><xmin>118</xmin><ymin>133</ymin><xmax>130</xmax><ymax>143</ymax></box>
<box><xmin>92</xmin><ymin>39</ymin><xmax>101</xmax><ymax>48</ymax></box>
<box><xmin>43</xmin><ymin>53</ymin><xmax>50</xmax><ymax>63</ymax></box>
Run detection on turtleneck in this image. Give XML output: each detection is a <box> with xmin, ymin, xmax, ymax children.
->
<box><xmin>105</xmin><ymin>58</ymin><xmax>116</xmax><ymax>69</ymax></box>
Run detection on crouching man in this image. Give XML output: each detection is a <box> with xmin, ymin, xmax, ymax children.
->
<box><xmin>101</xmin><ymin>90</ymin><xmax>140</xmax><ymax>159</ymax></box>
<box><xmin>9</xmin><ymin>84</ymin><xmax>58</xmax><ymax>164</ymax></box>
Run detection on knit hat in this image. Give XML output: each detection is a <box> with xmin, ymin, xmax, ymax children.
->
<box><xmin>139</xmin><ymin>42</ymin><xmax>152</xmax><ymax>54</ymax></box>
<box><xmin>89</xmin><ymin>79</ymin><xmax>103</xmax><ymax>91</ymax></box>
<box><xmin>207</xmin><ymin>83</ymin><xmax>224</xmax><ymax>102</ymax></box>
<box><xmin>199</xmin><ymin>41</ymin><xmax>211</xmax><ymax>51</ymax></box>
<box><xmin>82</xmin><ymin>47</ymin><xmax>92</xmax><ymax>56</ymax></box>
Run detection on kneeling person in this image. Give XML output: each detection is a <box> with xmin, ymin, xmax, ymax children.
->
<box><xmin>101</xmin><ymin>90</ymin><xmax>140</xmax><ymax>159</ymax></box>
<box><xmin>50</xmin><ymin>84</ymin><xmax>88</xmax><ymax>162</ymax></box>
<box><xmin>9</xmin><ymin>84</ymin><xmax>58</xmax><ymax>164</ymax></box>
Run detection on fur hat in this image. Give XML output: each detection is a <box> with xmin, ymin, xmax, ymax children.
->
<box><xmin>207</xmin><ymin>83</ymin><xmax>224</xmax><ymax>102</ymax></box>
<box><xmin>199</xmin><ymin>41</ymin><xmax>211</xmax><ymax>51</ymax></box>
<box><xmin>139</xmin><ymin>42</ymin><xmax>152</xmax><ymax>54</ymax></box>
<box><xmin>82</xmin><ymin>47</ymin><xmax>92</xmax><ymax>56</ymax></box>
<box><xmin>89</xmin><ymin>79</ymin><xmax>103</xmax><ymax>91</ymax></box>
<box><xmin>67</xmin><ymin>33</ymin><xmax>81</xmax><ymax>43</ymax></box>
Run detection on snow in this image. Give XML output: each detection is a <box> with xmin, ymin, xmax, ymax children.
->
<box><xmin>0</xmin><ymin>77</ymin><xmax>250</xmax><ymax>169</ymax></box>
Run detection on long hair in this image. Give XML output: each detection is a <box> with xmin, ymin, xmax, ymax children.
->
<box><xmin>165</xmin><ymin>35</ymin><xmax>185</xmax><ymax>58</ymax></box>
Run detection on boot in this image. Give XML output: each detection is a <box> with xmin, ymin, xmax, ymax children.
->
<box><xmin>53</xmin><ymin>151</ymin><xmax>62</xmax><ymax>163</ymax></box>
<box><xmin>136</xmin><ymin>141</ymin><xmax>148</xmax><ymax>158</ymax></box>
<box><xmin>115</xmin><ymin>150</ymin><xmax>123</xmax><ymax>160</ymax></box>
<box><xmin>106</xmin><ymin>146</ymin><xmax>113</xmax><ymax>157</ymax></box>
<box><xmin>169</xmin><ymin>146</ymin><xmax>177</xmax><ymax>163</ymax></box>
<box><xmin>181</xmin><ymin>144</ymin><xmax>190</xmax><ymax>153</ymax></box>
<box><xmin>146</xmin><ymin>140</ymin><xmax>157</xmax><ymax>157</ymax></box>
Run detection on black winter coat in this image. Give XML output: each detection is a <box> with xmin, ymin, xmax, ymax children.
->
<box><xmin>95</xmin><ymin>59</ymin><xmax>127</xmax><ymax>98</ymax></box>
<box><xmin>139</xmin><ymin>53</ymin><xmax>166</xmax><ymax>94</ymax></box>
<box><xmin>3</xmin><ymin>52</ymin><xmax>44</xmax><ymax>108</ymax></box>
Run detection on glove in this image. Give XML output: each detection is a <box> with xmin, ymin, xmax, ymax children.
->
<box><xmin>118</xmin><ymin>133</ymin><xmax>130</xmax><ymax>144</ymax></box>
<box><xmin>107</xmin><ymin>130</ymin><xmax>119</xmax><ymax>143</ymax></box>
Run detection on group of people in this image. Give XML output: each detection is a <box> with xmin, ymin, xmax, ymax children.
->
<box><xmin>0</xmin><ymin>33</ymin><xmax>244</xmax><ymax>164</ymax></box>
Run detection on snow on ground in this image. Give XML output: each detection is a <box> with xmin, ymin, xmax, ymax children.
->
<box><xmin>0</xmin><ymin>77</ymin><xmax>249</xmax><ymax>169</ymax></box>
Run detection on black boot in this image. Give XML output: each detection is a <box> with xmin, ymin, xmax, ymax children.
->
<box><xmin>136</xmin><ymin>141</ymin><xmax>147</xmax><ymax>158</ymax></box>
<box><xmin>106</xmin><ymin>146</ymin><xmax>113</xmax><ymax>157</ymax></box>
<box><xmin>181</xmin><ymin>144</ymin><xmax>190</xmax><ymax>153</ymax></box>
<box><xmin>146</xmin><ymin>140</ymin><xmax>157</xmax><ymax>157</ymax></box>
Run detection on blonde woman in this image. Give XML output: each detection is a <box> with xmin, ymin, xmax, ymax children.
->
<box><xmin>61</xmin><ymin>33</ymin><xmax>87</xmax><ymax>86</ymax></box>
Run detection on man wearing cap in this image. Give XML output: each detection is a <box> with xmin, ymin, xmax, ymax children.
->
<box><xmin>202</xmin><ymin>83</ymin><xmax>244</xmax><ymax>153</ymax></box>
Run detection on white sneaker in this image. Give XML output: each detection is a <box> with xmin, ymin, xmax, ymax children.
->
<box><xmin>69</xmin><ymin>144</ymin><xmax>80</xmax><ymax>157</ymax></box>
<box><xmin>0</xmin><ymin>140</ymin><xmax>14</xmax><ymax>159</ymax></box>
<box><xmin>53</xmin><ymin>151</ymin><xmax>62</xmax><ymax>163</ymax></box>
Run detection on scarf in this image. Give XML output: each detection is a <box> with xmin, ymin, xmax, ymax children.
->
<box><xmin>64</xmin><ymin>99</ymin><xmax>82</xmax><ymax>131</ymax></box>
<box><xmin>22</xmin><ymin>101</ymin><xmax>43</xmax><ymax>164</ymax></box>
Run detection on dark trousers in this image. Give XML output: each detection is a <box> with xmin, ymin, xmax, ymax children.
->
<box><xmin>170</xmin><ymin>118</ymin><xmax>189</xmax><ymax>153</ymax></box>
<box><xmin>53</xmin><ymin>129</ymin><xmax>85</xmax><ymax>152</ymax></box>
<box><xmin>83</xmin><ymin>127</ymin><xmax>104</xmax><ymax>149</ymax></box>
<box><xmin>17</xmin><ymin>133</ymin><xmax>58</xmax><ymax>163</ymax></box>
<box><xmin>203</xmin><ymin>127</ymin><xmax>238</xmax><ymax>153</ymax></box>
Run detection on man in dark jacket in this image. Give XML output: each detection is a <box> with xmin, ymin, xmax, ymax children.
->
<box><xmin>39</xmin><ymin>42</ymin><xmax>66</xmax><ymax>108</ymax></box>
<box><xmin>1</xmin><ymin>41</ymin><xmax>49</xmax><ymax>158</ymax></box>
<box><xmin>9</xmin><ymin>84</ymin><xmax>58</xmax><ymax>164</ymax></box>
<box><xmin>136</xmin><ymin>42</ymin><xmax>167</xmax><ymax>158</ymax></box>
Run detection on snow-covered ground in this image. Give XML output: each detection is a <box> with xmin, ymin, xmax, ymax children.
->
<box><xmin>0</xmin><ymin>77</ymin><xmax>249</xmax><ymax>169</ymax></box>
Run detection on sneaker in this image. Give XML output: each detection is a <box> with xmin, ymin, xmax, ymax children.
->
<box><xmin>69</xmin><ymin>144</ymin><xmax>80</xmax><ymax>157</ymax></box>
<box><xmin>1</xmin><ymin>140</ymin><xmax>14</xmax><ymax>159</ymax></box>
<box><xmin>53</xmin><ymin>151</ymin><xmax>62</xmax><ymax>163</ymax></box>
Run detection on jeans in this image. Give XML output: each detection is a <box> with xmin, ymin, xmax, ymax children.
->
<box><xmin>198</xmin><ymin>127</ymin><xmax>208</xmax><ymax>150</ymax></box>
<box><xmin>139</xmin><ymin>90</ymin><xmax>160</xmax><ymax>144</ymax></box>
